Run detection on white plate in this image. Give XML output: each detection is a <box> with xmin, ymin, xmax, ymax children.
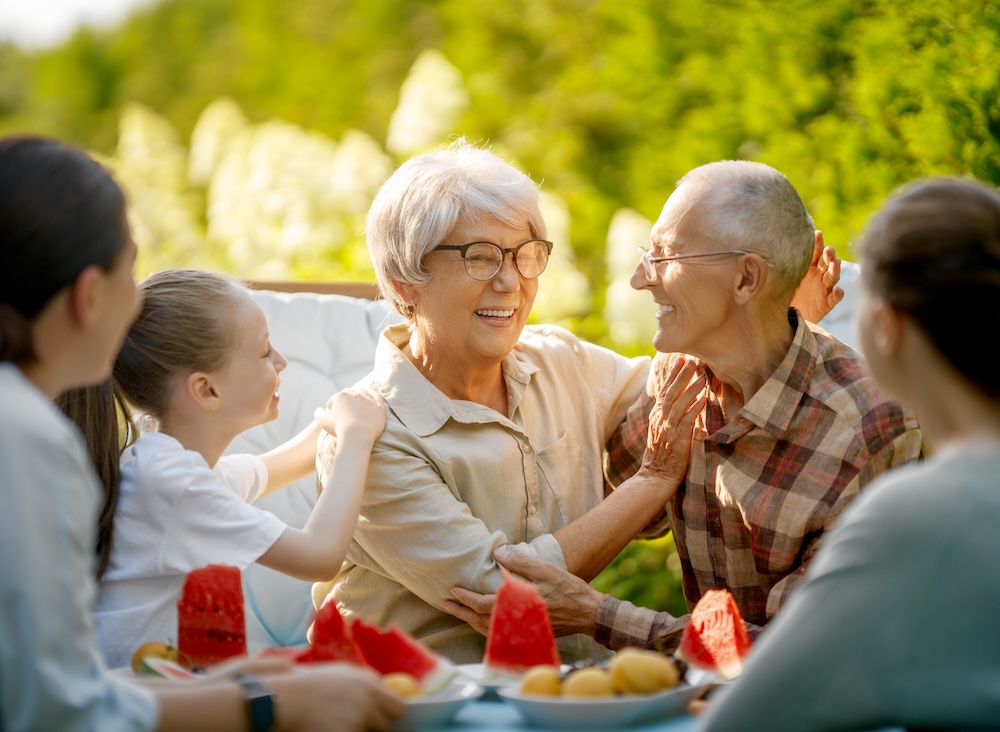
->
<box><xmin>389</xmin><ymin>680</ymin><xmax>480</xmax><ymax>731</ymax></box>
<box><xmin>496</xmin><ymin>682</ymin><xmax>712</xmax><ymax>729</ymax></box>
<box><xmin>455</xmin><ymin>663</ymin><xmax>570</xmax><ymax>699</ymax></box>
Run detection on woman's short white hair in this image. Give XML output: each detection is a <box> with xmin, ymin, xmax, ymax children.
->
<box><xmin>679</xmin><ymin>160</ymin><xmax>814</xmax><ymax>304</ymax></box>
<box><xmin>366</xmin><ymin>139</ymin><xmax>546</xmax><ymax>317</ymax></box>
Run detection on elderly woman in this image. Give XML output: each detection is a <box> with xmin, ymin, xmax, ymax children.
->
<box><xmin>314</xmin><ymin>142</ymin><xmax>839</xmax><ymax>663</ymax></box>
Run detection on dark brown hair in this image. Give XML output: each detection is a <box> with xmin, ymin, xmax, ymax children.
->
<box><xmin>858</xmin><ymin>178</ymin><xmax>1000</xmax><ymax>399</ymax></box>
<box><xmin>57</xmin><ymin>381</ymin><xmax>136</xmax><ymax>579</ymax></box>
<box><xmin>0</xmin><ymin>136</ymin><xmax>127</xmax><ymax>363</ymax></box>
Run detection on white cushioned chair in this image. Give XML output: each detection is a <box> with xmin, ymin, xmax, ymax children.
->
<box><xmin>227</xmin><ymin>284</ymin><xmax>399</xmax><ymax>652</ymax></box>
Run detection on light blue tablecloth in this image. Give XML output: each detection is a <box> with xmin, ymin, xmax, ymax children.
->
<box><xmin>446</xmin><ymin>699</ymin><xmax>698</xmax><ymax>731</ymax></box>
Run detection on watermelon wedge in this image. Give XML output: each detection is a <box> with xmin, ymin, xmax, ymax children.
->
<box><xmin>296</xmin><ymin>601</ymin><xmax>365</xmax><ymax>665</ymax></box>
<box><xmin>351</xmin><ymin>619</ymin><xmax>455</xmax><ymax>693</ymax></box>
<box><xmin>676</xmin><ymin>589</ymin><xmax>752</xmax><ymax>680</ymax></box>
<box><xmin>177</xmin><ymin>564</ymin><xmax>247</xmax><ymax>668</ymax></box>
<box><xmin>483</xmin><ymin>569</ymin><xmax>561</xmax><ymax>680</ymax></box>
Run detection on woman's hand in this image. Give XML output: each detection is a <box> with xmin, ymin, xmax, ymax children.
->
<box><xmin>790</xmin><ymin>230</ymin><xmax>844</xmax><ymax>323</ymax></box>
<box><xmin>446</xmin><ymin>549</ymin><xmax>606</xmax><ymax>638</ymax></box>
<box><xmin>634</xmin><ymin>358</ymin><xmax>706</xmax><ymax>493</ymax></box>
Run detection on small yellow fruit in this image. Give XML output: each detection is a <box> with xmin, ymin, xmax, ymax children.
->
<box><xmin>130</xmin><ymin>641</ymin><xmax>181</xmax><ymax>675</ymax></box>
<box><xmin>520</xmin><ymin>665</ymin><xmax>562</xmax><ymax>695</ymax></box>
<box><xmin>609</xmin><ymin>648</ymin><xmax>680</xmax><ymax>694</ymax></box>
<box><xmin>645</xmin><ymin>652</ymin><xmax>680</xmax><ymax>691</ymax></box>
<box><xmin>610</xmin><ymin>649</ymin><xmax>659</xmax><ymax>694</ymax></box>
<box><xmin>383</xmin><ymin>672</ymin><xmax>420</xmax><ymax>699</ymax></box>
<box><xmin>562</xmin><ymin>667</ymin><xmax>614</xmax><ymax>698</ymax></box>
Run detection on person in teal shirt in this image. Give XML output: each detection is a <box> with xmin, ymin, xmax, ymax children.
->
<box><xmin>700</xmin><ymin>177</ymin><xmax>1000</xmax><ymax>731</ymax></box>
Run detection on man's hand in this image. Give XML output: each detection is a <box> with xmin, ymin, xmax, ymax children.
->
<box><xmin>790</xmin><ymin>231</ymin><xmax>844</xmax><ymax>323</ymax></box>
<box><xmin>446</xmin><ymin>549</ymin><xmax>607</xmax><ymax>638</ymax></box>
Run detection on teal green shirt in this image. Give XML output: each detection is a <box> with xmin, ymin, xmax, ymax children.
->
<box><xmin>701</xmin><ymin>443</ymin><xmax>1000</xmax><ymax>731</ymax></box>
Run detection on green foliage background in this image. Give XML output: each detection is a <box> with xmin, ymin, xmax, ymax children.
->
<box><xmin>3</xmin><ymin>0</ymin><xmax>997</xmax><ymax>614</ymax></box>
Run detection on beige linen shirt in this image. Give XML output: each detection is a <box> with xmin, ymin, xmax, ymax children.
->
<box><xmin>314</xmin><ymin>322</ymin><xmax>649</xmax><ymax>663</ymax></box>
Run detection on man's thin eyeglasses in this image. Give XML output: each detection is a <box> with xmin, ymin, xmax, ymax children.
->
<box><xmin>435</xmin><ymin>239</ymin><xmax>553</xmax><ymax>281</ymax></box>
<box><xmin>637</xmin><ymin>247</ymin><xmax>753</xmax><ymax>282</ymax></box>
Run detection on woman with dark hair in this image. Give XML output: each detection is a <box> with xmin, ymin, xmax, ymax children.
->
<box><xmin>699</xmin><ymin>178</ymin><xmax>1000</xmax><ymax>730</ymax></box>
<box><xmin>0</xmin><ymin>135</ymin><xmax>403</xmax><ymax>732</ymax></box>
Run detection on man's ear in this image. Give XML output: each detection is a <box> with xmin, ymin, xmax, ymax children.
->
<box><xmin>185</xmin><ymin>372</ymin><xmax>221</xmax><ymax>411</ymax></box>
<box><xmin>732</xmin><ymin>253</ymin><xmax>768</xmax><ymax>305</ymax></box>
<box><xmin>68</xmin><ymin>265</ymin><xmax>104</xmax><ymax>329</ymax></box>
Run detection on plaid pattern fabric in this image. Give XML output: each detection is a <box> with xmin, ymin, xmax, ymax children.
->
<box><xmin>603</xmin><ymin>311</ymin><xmax>923</xmax><ymax>643</ymax></box>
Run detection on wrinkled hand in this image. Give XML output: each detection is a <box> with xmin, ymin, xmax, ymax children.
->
<box><xmin>635</xmin><ymin>358</ymin><xmax>706</xmax><ymax>491</ymax></box>
<box><xmin>313</xmin><ymin>387</ymin><xmax>386</xmax><ymax>442</ymax></box>
<box><xmin>446</xmin><ymin>549</ymin><xmax>605</xmax><ymax>638</ymax></box>
<box><xmin>790</xmin><ymin>231</ymin><xmax>844</xmax><ymax>323</ymax></box>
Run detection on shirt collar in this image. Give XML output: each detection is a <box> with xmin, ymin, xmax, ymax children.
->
<box><xmin>736</xmin><ymin>308</ymin><xmax>817</xmax><ymax>437</ymax></box>
<box><xmin>371</xmin><ymin>322</ymin><xmax>539</xmax><ymax>437</ymax></box>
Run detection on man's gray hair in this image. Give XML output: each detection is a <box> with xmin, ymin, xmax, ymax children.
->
<box><xmin>366</xmin><ymin>139</ymin><xmax>546</xmax><ymax>317</ymax></box>
<box><xmin>679</xmin><ymin>160</ymin><xmax>814</xmax><ymax>303</ymax></box>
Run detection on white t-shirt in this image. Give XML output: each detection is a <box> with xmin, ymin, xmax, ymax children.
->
<box><xmin>94</xmin><ymin>432</ymin><xmax>287</xmax><ymax>669</ymax></box>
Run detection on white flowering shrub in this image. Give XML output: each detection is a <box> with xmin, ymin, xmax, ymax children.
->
<box><xmin>604</xmin><ymin>208</ymin><xmax>657</xmax><ymax>348</ymax></box>
<box><xmin>386</xmin><ymin>49</ymin><xmax>470</xmax><ymax>157</ymax></box>
<box><xmin>104</xmin><ymin>51</ymin><xmax>647</xmax><ymax>350</ymax></box>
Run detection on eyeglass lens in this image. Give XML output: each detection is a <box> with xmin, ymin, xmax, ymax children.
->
<box><xmin>640</xmin><ymin>249</ymin><xmax>656</xmax><ymax>281</ymax></box>
<box><xmin>465</xmin><ymin>241</ymin><xmax>550</xmax><ymax>280</ymax></box>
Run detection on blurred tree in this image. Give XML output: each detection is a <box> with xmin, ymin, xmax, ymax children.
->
<box><xmin>2</xmin><ymin>0</ymin><xmax>997</xmax><ymax>615</ymax></box>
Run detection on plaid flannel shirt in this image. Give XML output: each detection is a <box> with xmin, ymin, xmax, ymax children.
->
<box><xmin>598</xmin><ymin>311</ymin><xmax>923</xmax><ymax>651</ymax></box>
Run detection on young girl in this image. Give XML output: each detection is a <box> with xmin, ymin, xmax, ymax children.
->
<box><xmin>90</xmin><ymin>268</ymin><xmax>385</xmax><ymax>670</ymax></box>
<box><xmin>0</xmin><ymin>134</ymin><xmax>402</xmax><ymax>732</ymax></box>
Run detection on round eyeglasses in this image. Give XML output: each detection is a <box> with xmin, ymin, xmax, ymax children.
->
<box><xmin>637</xmin><ymin>247</ymin><xmax>753</xmax><ymax>282</ymax></box>
<box><xmin>434</xmin><ymin>239</ymin><xmax>553</xmax><ymax>281</ymax></box>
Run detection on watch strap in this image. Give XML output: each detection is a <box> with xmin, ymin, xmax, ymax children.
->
<box><xmin>234</xmin><ymin>673</ymin><xmax>276</xmax><ymax>732</ymax></box>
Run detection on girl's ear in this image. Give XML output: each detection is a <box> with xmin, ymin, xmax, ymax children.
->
<box><xmin>732</xmin><ymin>252</ymin><xmax>768</xmax><ymax>305</ymax></box>
<box><xmin>186</xmin><ymin>372</ymin><xmax>221</xmax><ymax>411</ymax></box>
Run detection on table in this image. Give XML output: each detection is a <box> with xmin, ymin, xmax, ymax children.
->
<box><xmin>441</xmin><ymin>699</ymin><xmax>697</xmax><ymax>731</ymax></box>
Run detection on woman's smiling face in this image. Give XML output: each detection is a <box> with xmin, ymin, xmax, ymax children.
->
<box><xmin>411</xmin><ymin>217</ymin><xmax>539</xmax><ymax>369</ymax></box>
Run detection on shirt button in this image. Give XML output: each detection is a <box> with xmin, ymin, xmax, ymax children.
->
<box><xmin>528</xmin><ymin>505</ymin><xmax>537</xmax><ymax>514</ymax></box>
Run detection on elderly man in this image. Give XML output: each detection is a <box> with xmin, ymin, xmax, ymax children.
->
<box><xmin>447</xmin><ymin>160</ymin><xmax>923</xmax><ymax>651</ymax></box>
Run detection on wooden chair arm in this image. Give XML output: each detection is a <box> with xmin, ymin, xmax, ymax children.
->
<box><xmin>247</xmin><ymin>281</ymin><xmax>379</xmax><ymax>299</ymax></box>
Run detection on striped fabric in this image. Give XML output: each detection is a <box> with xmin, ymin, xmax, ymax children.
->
<box><xmin>602</xmin><ymin>311</ymin><xmax>923</xmax><ymax>647</ymax></box>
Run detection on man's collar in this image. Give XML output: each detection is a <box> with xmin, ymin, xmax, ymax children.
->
<box><xmin>728</xmin><ymin>308</ymin><xmax>817</xmax><ymax>438</ymax></box>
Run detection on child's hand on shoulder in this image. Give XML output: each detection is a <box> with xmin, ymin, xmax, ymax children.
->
<box><xmin>313</xmin><ymin>387</ymin><xmax>386</xmax><ymax>442</ymax></box>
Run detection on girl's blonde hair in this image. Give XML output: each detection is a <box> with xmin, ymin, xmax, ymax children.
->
<box><xmin>113</xmin><ymin>269</ymin><xmax>245</xmax><ymax>418</ymax></box>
